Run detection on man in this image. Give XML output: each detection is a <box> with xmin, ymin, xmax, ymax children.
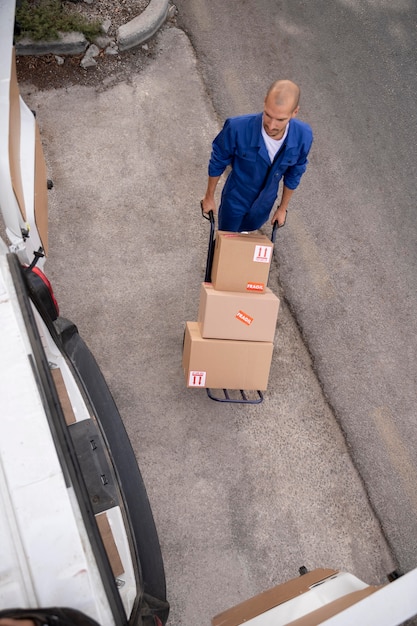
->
<box><xmin>201</xmin><ymin>80</ymin><xmax>313</xmax><ymax>231</ymax></box>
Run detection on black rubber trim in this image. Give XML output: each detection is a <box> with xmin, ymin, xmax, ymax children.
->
<box><xmin>58</xmin><ymin>323</ymin><xmax>167</xmax><ymax>607</ymax></box>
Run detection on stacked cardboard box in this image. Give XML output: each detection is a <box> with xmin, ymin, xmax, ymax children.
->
<box><xmin>183</xmin><ymin>231</ymin><xmax>280</xmax><ymax>391</ymax></box>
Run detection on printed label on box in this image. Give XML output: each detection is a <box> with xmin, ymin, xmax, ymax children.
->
<box><xmin>246</xmin><ymin>281</ymin><xmax>265</xmax><ymax>292</ymax></box>
<box><xmin>236</xmin><ymin>310</ymin><xmax>254</xmax><ymax>326</ymax></box>
<box><xmin>253</xmin><ymin>245</ymin><xmax>272</xmax><ymax>263</ymax></box>
<box><xmin>189</xmin><ymin>371</ymin><xmax>206</xmax><ymax>387</ymax></box>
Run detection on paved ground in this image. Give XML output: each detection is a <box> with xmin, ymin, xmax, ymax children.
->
<box><xmin>19</xmin><ymin>26</ymin><xmax>396</xmax><ymax>625</ymax></box>
<box><xmin>172</xmin><ymin>0</ymin><xmax>417</xmax><ymax>582</ymax></box>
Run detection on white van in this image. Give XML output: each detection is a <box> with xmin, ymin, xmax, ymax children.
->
<box><xmin>0</xmin><ymin>3</ymin><xmax>168</xmax><ymax>625</ymax></box>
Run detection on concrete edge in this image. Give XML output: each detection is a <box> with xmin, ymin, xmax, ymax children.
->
<box><xmin>16</xmin><ymin>32</ymin><xmax>88</xmax><ymax>57</ymax></box>
<box><xmin>15</xmin><ymin>0</ymin><xmax>170</xmax><ymax>57</ymax></box>
<box><xmin>117</xmin><ymin>0</ymin><xmax>170</xmax><ymax>51</ymax></box>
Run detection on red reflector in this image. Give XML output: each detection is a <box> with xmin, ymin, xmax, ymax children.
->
<box><xmin>31</xmin><ymin>266</ymin><xmax>59</xmax><ymax>316</ymax></box>
<box><xmin>154</xmin><ymin>618</ymin><xmax>163</xmax><ymax>626</ymax></box>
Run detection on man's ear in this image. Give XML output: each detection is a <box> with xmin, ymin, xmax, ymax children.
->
<box><xmin>292</xmin><ymin>105</ymin><xmax>300</xmax><ymax>117</ymax></box>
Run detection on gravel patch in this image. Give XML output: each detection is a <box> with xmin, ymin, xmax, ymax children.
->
<box><xmin>15</xmin><ymin>0</ymin><xmax>176</xmax><ymax>91</ymax></box>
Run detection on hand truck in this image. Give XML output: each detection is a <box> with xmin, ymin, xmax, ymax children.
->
<box><xmin>200</xmin><ymin>204</ymin><xmax>280</xmax><ymax>404</ymax></box>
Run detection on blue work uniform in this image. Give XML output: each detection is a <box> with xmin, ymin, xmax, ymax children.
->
<box><xmin>208</xmin><ymin>113</ymin><xmax>313</xmax><ymax>231</ymax></box>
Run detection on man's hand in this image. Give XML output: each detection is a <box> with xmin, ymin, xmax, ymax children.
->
<box><xmin>201</xmin><ymin>196</ymin><xmax>217</xmax><ymax>215</ymax></box>
<box><xmin>271</xmin><ymin>205</ymin><xmax>287</xmax><ymax>227</ymax></box>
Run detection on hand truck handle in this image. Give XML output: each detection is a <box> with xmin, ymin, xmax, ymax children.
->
<box><xmin>201</xmin><ymin>201</ymin><xmax>214</xmax><ymax>224</ymax></box>
<box><xmin>201</xmin><ymin>202</ymin><xmax>215</xmax><ymax>282</ymax></box>
<box><xmin>271</xmin><ymin>220</ymin><xmax>278</xmax><ymax>243</ymax></box>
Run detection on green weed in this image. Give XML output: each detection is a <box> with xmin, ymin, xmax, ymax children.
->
<box><xmin>15</xmin><ymin>0</ymin><xmax>102</xmax><ymax>41</ymax></box>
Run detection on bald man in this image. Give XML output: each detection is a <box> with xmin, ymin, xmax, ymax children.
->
<box><xmin>201</xmin><ymin>80</ymin><xmax>313</xmax><ymax>232</ymax></box>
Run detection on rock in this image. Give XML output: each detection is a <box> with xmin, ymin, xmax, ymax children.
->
<box><xmin>80</xmin><ymin>55</ymin><xmax>97</xmax><ymax>69</ymax></box>
<box><xmin>94</xmin><ymin>35</ymin><xmax>112</xmax><ymax>49</ymax></box>
<box><xmin>80</xmin><ymin>44</ymin><xmax>100</xmax><ymax>68</ymax></box>
<box><xmin>168</xmin><ymin>4</ymin><xmax>177</xmax><ymax>19</ymax></box>
<box><xmin>55</xmin><ymin>55</ymin><xmax>65</xmax><ymax>65</ymax></box>
<box><xmin>86</xmin><ymin>44</ymin><xmax>100</xmax><ymax>58</ymax></box>
<box><xmin>101</xmin><ymin>19</ymin><xmax>112</xmax><ymax>34</ymax></box>
<box><xmin>105</xmin><ymin>40</ymin><xmax>119</xmax><ymax>55</ymax></box>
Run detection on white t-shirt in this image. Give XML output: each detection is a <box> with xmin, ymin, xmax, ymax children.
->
<box><xmin>261</xmin><ymin>123</ymin><xmax>289</xmax><ymax>162</ymax></box>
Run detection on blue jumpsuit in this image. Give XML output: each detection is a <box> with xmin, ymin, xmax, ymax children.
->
<box><xmin>208</xmin><ymin>113</ymin><xmax>313</xmax><ymax>231</ymax></box>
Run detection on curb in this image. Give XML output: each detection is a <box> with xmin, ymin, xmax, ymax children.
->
<box><xmin>15</xmin><ymin>0</ymin><xmax>170</xmax><ymax>57</ymax></box>
<box><xmin>118</xmin><ymin>0</ymin><xmax>170</xmax><ymax>51</ymax></box>
<box><xmin>16</xmin><ymin>31</ymin><xmax>88</xmax><ymax>56</ymax></box>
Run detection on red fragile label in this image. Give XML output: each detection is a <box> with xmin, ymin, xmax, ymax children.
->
<box><xmin>246</xmin><ymin>282</ymin><xmax>264</xmax><ymax>292</ymax></box>
<box><xmin>235</xmin><ymin>310</ymin><xmax>254</xmax><ymax>326</ymax></box>
<box><xmin>253</xmin><ymin>245</ymin><xmax>272</xmax><ymax>263</ymax></box>
<box><xmin>188</xmin><ymin>371</ymin><xmax>206</xmax><ymax>387</ymax></box>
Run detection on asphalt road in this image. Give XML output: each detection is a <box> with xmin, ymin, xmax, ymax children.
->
<box><xmin>174</xmin><ymin>0</ymin><xmax>417</xmax><ymax>574</ymax></box>
<box><xmin>16</xmin><ymin>3</ymin><xmax>415</xmax><ymax>623</ymax></box>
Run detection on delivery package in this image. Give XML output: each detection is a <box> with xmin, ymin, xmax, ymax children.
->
<box><xmin>211</xmin><ymin>231</ymin><xmax>274</xmax><ymax>293</ymax></box>
<box><xmin>198</xmin><ymin>282</ymin><xmax>280</xmax><ymax>342</ymax></box>
<box><xmin>183</xmin><ymin>322</ymin><xmax>273</xmax><ymax>390</ymax></box>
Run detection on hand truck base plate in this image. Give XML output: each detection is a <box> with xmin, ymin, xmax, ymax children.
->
<box><xmin>206</xmin><ymin>388</ymin><xmax>264</xmax><ymax>404</ymax></box>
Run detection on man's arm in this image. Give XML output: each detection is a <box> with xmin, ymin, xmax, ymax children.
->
<box><xmin>271</xmin><ymin>186</ymin><xmax>294</xmax><ymax>226</ymax></box>
<box><xmin>272</xmin><ymin>122</ymin><xmax>313</xmax><ymax>226</ymax></box>
<box><xmin>201</xmin><ymin>176</ymin><xmax>221</xmax><ymax>214</ymax></box>
<box><xmin>202</xmin><ymin>118</ymin><xmax>235</xmax><ymax>215</ymax></box>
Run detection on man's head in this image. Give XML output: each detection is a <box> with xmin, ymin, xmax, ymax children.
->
<box><xmin>263</xmin><ymin>80</ymin><xmax>300</xmax><ymax>139</ymax></box>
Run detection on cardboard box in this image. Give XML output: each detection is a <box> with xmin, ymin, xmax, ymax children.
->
<box><xmin>212</xmin><ymin>569</ymin><xmax>338</xmax><ymax>626</ymax></box>
<box><xmin>183</xmin><ymin>322</ymin><xmax>273</xmax><ymax>390</ymax></box>
<box><xmin>211</xmin><ymin>568</ymin><xmax>381</xmax><ymax>626</ymax></box>
<box><xmin>198</xmin><ymin>283</ymin><xmax>280</xmax><ymax>342</ymax></box>
<box><xmin>211</xmin><ymin>231</ymin><xmax>274</xmax><ymax>293</ymax></box>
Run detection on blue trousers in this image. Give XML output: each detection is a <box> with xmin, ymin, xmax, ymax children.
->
<box><xmin>218</xmin><ymin>205</ymin><xmax>270</xmax><ymax>232</ymax></box>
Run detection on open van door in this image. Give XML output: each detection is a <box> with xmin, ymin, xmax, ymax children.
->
<box><xmin>0</xmin><ymin>3</ymin><xmax>169</xmax><ymax>624</ymax></box>
<box><xmin>0</xmin><ymin>0</ymin><xmax>48</xmax><ymax>267</ymax></box>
